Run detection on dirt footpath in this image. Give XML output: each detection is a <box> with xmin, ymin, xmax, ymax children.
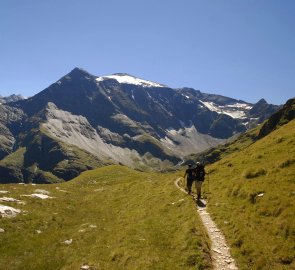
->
<box><xmin>175</xmin><ymin>178</ymin><xmax>238</xmax><ymax>270</ymax></box>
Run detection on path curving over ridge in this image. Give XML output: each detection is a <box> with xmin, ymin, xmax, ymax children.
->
<box><xmin>175</xmin><ymin>178</ymin><xmax>238</xmax><ymax>270</ymax></box>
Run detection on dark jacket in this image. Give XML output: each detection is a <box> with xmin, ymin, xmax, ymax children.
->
<box><xmin>195</xmin><ymin>164</ymin><xmax>205</xmax><ymax>181</ymax></box>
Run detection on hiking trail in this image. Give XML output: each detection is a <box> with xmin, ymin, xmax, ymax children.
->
<box><xmin>175</xmin><ymin>178</ymin><xmax>238</xmax><ymax>270</ymax></box>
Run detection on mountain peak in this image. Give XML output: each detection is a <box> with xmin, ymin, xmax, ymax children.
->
<box><xmin>67</xmin><ymin>67</ymin><xmax>93</xmax><ymax>79</ymax></box>
<box><xmin>256</xmin><ymin>98</ymin><xmax>268</xmax><ymax>105</ymax></box>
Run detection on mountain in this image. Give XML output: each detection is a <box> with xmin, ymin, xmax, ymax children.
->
<box><xmin>188</xmin><ymin>98</ymin><xmax>295</xmax><ymax>165</ymax></box>
<box><xmin>0</xmin><ymin>68</ymin><xmax>279</xmax><ymax>183</ymax></box>
<box><xmin>0</xmin><ymin>94</ymin><xmax>24</xmax><ymax>104</ymax></box>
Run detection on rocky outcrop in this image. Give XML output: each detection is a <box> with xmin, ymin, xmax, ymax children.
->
<box><xmin>0</xmin><ymin>104</ymin><xmax>26</xmax><ymax>159</ymax></box>
<box><xmin>0</xmin><ymin>94</ymin><xmax>24</xmax><ymax>104</ymax></box>
<box><xmin>258</xmin><ymin>98</ymin><xmax>295</xmax><ymax>138</ymax></box>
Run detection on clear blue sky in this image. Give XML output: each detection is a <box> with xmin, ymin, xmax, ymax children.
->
<box><xmin>1</xmin><ymin>0</ymin><xmax>294</xmax><ymax>105</ymax></box>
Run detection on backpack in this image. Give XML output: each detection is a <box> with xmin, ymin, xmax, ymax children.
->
<box><xmin>195</xmin><ymin>164</ymin><xmax>205</xmax><ymax>181</ymax></box>
<box><xmin>187</xmin><ymin>168</ymin><xmax>195</xmax><ymax>180</ymax></box>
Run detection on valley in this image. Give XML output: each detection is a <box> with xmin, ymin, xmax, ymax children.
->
<box><xmin>0</xmin><ymin>69</ymin><xmax>294</xmax><ymax>270</ymax></box>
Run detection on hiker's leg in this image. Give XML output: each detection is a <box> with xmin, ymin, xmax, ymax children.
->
<box><xmin>195</xmin><ymin>181</ymin><xmax>202</xmax><ymax>199</ymax></box>
<box><xmin>187</xmin><ymin>178</ymin><xmax>192</xmax><ymax>194</ymax></box>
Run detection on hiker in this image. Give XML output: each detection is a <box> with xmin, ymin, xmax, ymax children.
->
<box><xmin>194</xmin><ymin>162</ymin><xmax>205</xmax><ymax>200</ymax></box>
<box><xmin>183</xmin><ymin>164</ymin><xmax>195</xmax><ymax>195</ymax></box>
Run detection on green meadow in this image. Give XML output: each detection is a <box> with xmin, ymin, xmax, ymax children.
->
<box><xmin>0</xmin><ymin>166</ymin><xmax>210</xmax><ymax>270</ymax></box>
<box><xmin>1</xmin><ymin>116</ymin><xmax>294</xmax><ymax>270</ymax></box>
<box><xmin>205</xmin><ymin>119</ymin><xmax>295</xmax><ymax>269</ymax></box>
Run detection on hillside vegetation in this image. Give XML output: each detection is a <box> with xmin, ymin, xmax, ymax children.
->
<box><xmin>0</xmin><ymin>166</ymin><xmax>211</xmax><ymax>270</ymax></box>
<box><xmin>0</xmin><ymin>128</ymin><xmax>106</xmax><ymax>184</ymax></box>
<box><xmin>205</xmin><ymin>118</ymin><xmax>295</xmax><ymax>269</ymax></box>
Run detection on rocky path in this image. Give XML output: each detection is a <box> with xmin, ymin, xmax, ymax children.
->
<box><xmin>175</xmin><ymin>178</ymin><xmax>238</xmax><ymax>270</ymax></box>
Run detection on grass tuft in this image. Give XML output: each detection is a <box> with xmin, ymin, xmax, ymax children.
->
<box><xmin>242</xmin><ymin>168</ymin><xmax>267</xmax><ymax>179</ymax></box>
<box><xmin>279</xmin><ymin>159</ymin><xmax>295</xmax><ymax>168</ymax></box>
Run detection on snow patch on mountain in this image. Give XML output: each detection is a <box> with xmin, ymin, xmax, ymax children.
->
<box><xmin>200</xmin><ymin>100</ymin><xmax>252</xmax><ymax>119</ymax></box>
<box><xmin>96</xmin><ymin>74</ymin><xmax>165</xmax><ymax>88</ymax></box>
<box><xmin>181</xmin><ymin>94</ymin><xmax>190</xmax><ymax>99</ymax></box>
<box><xmin>227</xmin><ymin>103</ymin><xmax>252</xmax><ymax>109</ymax></box>
<box><xmin>131</xmin><ymin>90</ymin><xmax>135</xmax><ymax>100</ymax></box>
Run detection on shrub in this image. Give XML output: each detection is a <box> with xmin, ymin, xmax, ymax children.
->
<box><xmin>276</xmin><ymin>137</ymin><xmax>285</xmax><ymax>143</ymax></box>
<box><xmin>233</xmin><ymin>238</ymin><xmax>243</xmax><ymax>248</ymax></box>
<box><xmin>243</xmin><ymin>168</ymin><xmax>267</xmax><ymax>179</ymax></box>
<box><xmin>279</xmin><ymin>159</ymin><xmax>295</xmax><ymax>168</ymax></box>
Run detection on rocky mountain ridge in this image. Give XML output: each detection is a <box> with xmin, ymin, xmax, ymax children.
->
<box><xmin>0</xmin><ymin>68</ymin><xmax>279</xmax><ymax>183</ymax></box>
<box><xmin>0</xmin><ymin>94</ymin><xmax>24</xmax><ymax>104</ymax></box>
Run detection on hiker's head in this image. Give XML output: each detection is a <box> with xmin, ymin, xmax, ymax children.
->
<box><xmin>188</xmin><ymin>164</ymin><xmax>192</xmax><ymax>168</ymax></box>
<box><xmin>196</xmin><ymin>162</ymin><xmax>200</xmax><ymax>165</ymax></box>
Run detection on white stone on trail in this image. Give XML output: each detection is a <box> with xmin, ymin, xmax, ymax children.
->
<box><xmin>21</xmin><ymin>194</ymin><xmax>53</xmax><ymax>199</ymax></box>
<box><xmin>0</xmin><ymin>191</ymin><xmax>9</xmax><ymax>194</ymax></box>
<box><xmin>80</xmin><ymin>265</ymin><xmax>90</xmax><ymax>270</ymax></box>
<box><xmin>62</xmin><ymin>239</ymin><xmax>73</xmax><ymax>245</ymax></box>
<box><xmin>0</xmin><ymin>197</ymin><xmax>25</xmax><ymax>205</ymax></box>
<box><xmin>212</xmin><ymin>248</ymin><xmax>223</xmax><ymax>254</ymax></box>
<box><xmin>35</xmin><ymin>230</ymin><xmax>42</xmax><ymax>234</ymax></box>
<box><xmin>34</xmin><ymin>189</ymin><xmax>50</xmax><ymax>195</ymax></box>
<box><xmin>89</xmin><ymin>225</ymin><xmax>97</xmax><ymax>229</ymax></box>
<box><xmin>0</xmin><ymin>228</ymin><xmax>5</xmax><ymax>233</ymax></box>
<box><xmin>0</xmin><ymin>204</ymin><xmax>22</xmax><ymax>218</ymax></box>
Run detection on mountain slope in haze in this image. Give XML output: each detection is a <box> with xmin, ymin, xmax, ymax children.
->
<box><xmin>202</xmin><ymin>106</ymin><xmax>295</xmax><ymax>269</ymax></box>
<box><xmin>0</xmin><ymin>68</ymin><xmax>279</xmax><ymax>183</ymax></box>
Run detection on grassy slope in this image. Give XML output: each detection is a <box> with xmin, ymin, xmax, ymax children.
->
<box><xmin>0</xmin><ymin>128</ymin><xmax>107</xmax><ymax>183</ymax></box>
<box><xmin>0</xmin><ymin>166</ymin><xmax>211</xmax><ymax>270</ymax></box>
<box><xmin>205</xmin><ymin>119</ymin><xmax>295</xmax><ymax>270</ymax></box>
